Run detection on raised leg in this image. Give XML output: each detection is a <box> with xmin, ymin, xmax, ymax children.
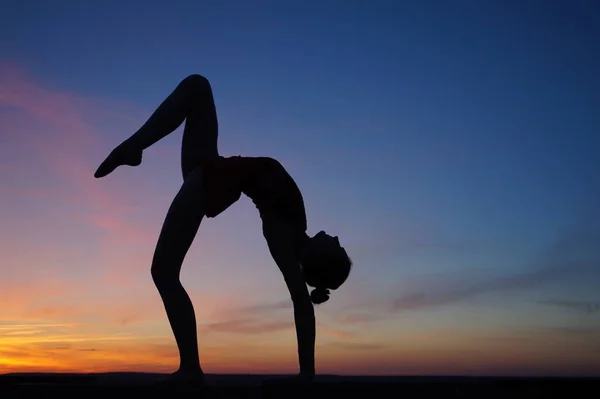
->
<box><xmin>94</xmin><ymin>74</ymin><xmax>219</xmax><ymax>180</ymax></box>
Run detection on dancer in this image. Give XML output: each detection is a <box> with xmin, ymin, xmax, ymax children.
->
<box><xmin>94</xmin><ymin>74</ymin><xmax>352</xmax><ymax>384</ymax></box>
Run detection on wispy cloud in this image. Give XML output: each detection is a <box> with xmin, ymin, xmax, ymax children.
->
<box><xmin>201</xmin><ymin>318</ymin><xmax>293</xmax><ymax>335</ymax></box>
<box><xmin>327</xmin><ymin>341</ymin><xmax>386</xmax><ymax>351</ymax></box>
<box><xmin>333</xmin><ymin>312</ymin><xmax>387</xmax><ymax>326</ymax></box>
<box><xmin>392</xmin><ymin>265</ymin><xmax>573</xmax><ymax>312</ymax></box>
<box><xmin>540</xmin><ymin>326</ymin><xmax>600</xmax><ymax>336</ymax></box>
<box><xmin>221</xmin><ymin>299</ymin><xmax>292</xmax><ymax>317</ymax></box>
<box><xmin>537</xmin><ymin>300</ymin><xmax>600</xmax><ymax>314</ymax></box>
<box><xmin>391</xmin><ymin>215</ymin><xmax>600</xmax><ymax>312</ymax></box>
<box><xmin>200</xmin><ymin>299</ymin><xmax>356</xmax><ymax>339</ymax></box>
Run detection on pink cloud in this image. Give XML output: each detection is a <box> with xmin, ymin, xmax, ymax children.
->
<box><xmin>318</xmin><ymin>325</ymin><xmax>356</xmax><ymax>339</ymax></box>
<box><xmin>0</xmin><ymin>62</ymin><xmax>145</xmax><ymax>210</ymax></box>
<box><xmin>334</xmin><ymin>312</ymin><xmax>386</xmax><ymax>326</ymax></box>
<box><xmin>202</xmin><ymin>318</ymin><xmax>294</xmax><ymax>335</ymax></box>
<box><xmin>197</xmin><ymin>297</ymin><xmax>359</xmax><ymax>340</ymax></box>
<box><xmin>0</xmin><ymin>62</ymin><xmax>157</xmax><ymax>280</ymax></box>
<box><xmin>200</xmin><ymin>317</ymin><xmax>357</xmax><ymax>340</ymax></box>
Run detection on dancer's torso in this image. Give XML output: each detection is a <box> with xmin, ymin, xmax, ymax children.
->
<box><xmin>201</xmin><ymin>156</ymin><xmax>307</xmax><ymax>232</ymax></box>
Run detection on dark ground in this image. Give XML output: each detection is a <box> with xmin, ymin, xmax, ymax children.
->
<box><xmin>1</xmin><ymin>373</ymin><xmax>599</xmax><ymax>398</ymax></box>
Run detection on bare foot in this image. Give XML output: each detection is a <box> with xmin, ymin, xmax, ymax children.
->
<box><xmin>94</xmin><ymin>141</ymin><xmax>142</xmax><ymax>178</ymax></box>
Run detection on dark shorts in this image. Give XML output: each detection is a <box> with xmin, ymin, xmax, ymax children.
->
<box><xmin>200</xmin><ymin>156</ymin><xmax>245</xmax><ymax>218</ymax></box>
<box><xmin>200</xmin><ymin>156</ymin><xmax>307</xmax><ymax>233</ymax></box>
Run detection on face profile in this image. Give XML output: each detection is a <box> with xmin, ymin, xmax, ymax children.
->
<box><xmin>301</xmin><ymin>230</ymin><xmax>352</xmax><ymax>294</ymax></box>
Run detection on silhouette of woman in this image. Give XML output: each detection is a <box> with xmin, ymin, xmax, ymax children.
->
<box><xmin>94</xmin><ymin>74</ymin><xmax>352</xmax><ymax>385</ymax></box>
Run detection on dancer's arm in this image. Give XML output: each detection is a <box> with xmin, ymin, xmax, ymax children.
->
<box><xmin>263</xmin><ymin>218</ymin><xmax>316</xmax><ymax>378</ymax></box>
<box><xmin>286</xmin><ymin>274</ymin><xmax>316</xmax><ymax>378</ymax></box>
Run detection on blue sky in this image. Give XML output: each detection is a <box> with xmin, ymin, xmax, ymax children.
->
<box><xmin>0</xmin><ymin>0</ymin><xmax>599</xmax><ymax>375</ymax></box>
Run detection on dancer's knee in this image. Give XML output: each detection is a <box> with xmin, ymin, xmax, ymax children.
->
<box><xmin>181</xmin><ymin>74</ymin><xmax>212</xmax><ymax>93</ymax></box>
<box><xmin>151</xmin><ymin>262</ymin><xmax>180</xmax><ymax>289</ymax></box>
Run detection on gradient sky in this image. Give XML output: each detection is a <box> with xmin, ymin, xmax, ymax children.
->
<box><xmin>1</xmin><ymin>0</ymin><xmax>599</xmax><ymax>376</ymax></box>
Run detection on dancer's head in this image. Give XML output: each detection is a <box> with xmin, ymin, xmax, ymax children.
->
<box><xmin>301</xmin><ymin>231</ymin><xmax>352</xmax><ymax>305</ymax></box>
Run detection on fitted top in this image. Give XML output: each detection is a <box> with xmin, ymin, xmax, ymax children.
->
<box><xmin>201</xmin><ymin>156</ymin><xmax>307</xmax><ymax>232</ymax></box>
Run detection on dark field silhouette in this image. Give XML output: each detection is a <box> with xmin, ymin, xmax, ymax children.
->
<box><xmin>1</xmin><ymin>373</ymin><xmax>599</xmax><ymax>398</ymax></box>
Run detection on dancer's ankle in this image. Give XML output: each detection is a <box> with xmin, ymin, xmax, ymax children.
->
<box><xmin>177</xmin><ymin>364</ymin><xmax>204</xmax><ymax>376</ymax></box>
<box><xmin>119</xmin><ymin>137</ymin><xmax>142</xmax><ymax>153</ymax></box>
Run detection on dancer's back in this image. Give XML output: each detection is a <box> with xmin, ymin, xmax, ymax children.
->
<box><xmin>202</xmin><ymin>156</ymin><xmax>307</xmax><ymax>231</ymax></box>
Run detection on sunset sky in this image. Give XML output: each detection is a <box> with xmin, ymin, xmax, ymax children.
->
<box><xmin>1</xmin><ymin>0</ymin><xmax>599</xmax><ymax>376</ymax></box>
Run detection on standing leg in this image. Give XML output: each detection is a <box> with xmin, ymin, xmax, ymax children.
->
<box><xmin>146</xmin><ymin>75</ymin><xmax>220</xmax><ymax>382</ymax></box>
<box><xmin>94</xmin><ymin>74</ymin><xmax>219</xmax><ymax>180</ymax></box>
<box><xmin>146</xmin><ymin>76</ymin><xmax>220</xmax><ymax>381</ymax></box>
<box><xmin>151</xmin><ymin>166</ymin><xmax>206</xmax><ymax>381</ymax></box>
